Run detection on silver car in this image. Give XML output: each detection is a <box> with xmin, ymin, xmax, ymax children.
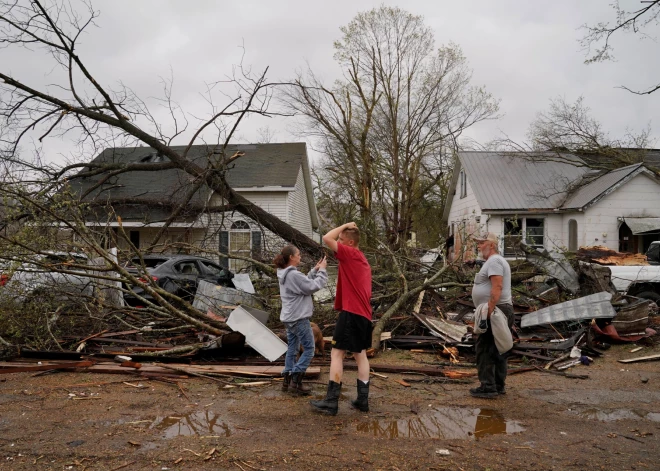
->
<box><xmin>0</xmin><ymin>252</ymin><xmax>95</xmax><ymax>304</ymax></box>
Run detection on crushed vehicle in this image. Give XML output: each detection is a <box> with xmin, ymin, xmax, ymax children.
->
<box><xmin>0</xmin><ymin>252</ymin><xmax>94</xmax><ymax>304</ymax></box>
<box><xmin>123</xmin><ymin>254</ymin><xmax>235</xmax><ymax>307</ymax></box>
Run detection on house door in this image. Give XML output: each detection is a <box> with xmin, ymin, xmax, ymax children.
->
<box><xmin>619</xmin><ymin>222</ymin><xmax>636</xmax><ymax>253</ymax></box>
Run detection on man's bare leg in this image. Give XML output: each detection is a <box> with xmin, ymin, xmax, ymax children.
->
<box><xmin>352</xmin><ymin>350</ymin><xmax>370</xmax><ymax>382</ymax></box>
<box><xmin>329</xmin><ymin>347</ymin><xmax>345</xmax><ymax>384</ymax></box>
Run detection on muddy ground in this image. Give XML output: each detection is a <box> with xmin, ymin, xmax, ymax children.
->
<box><xmin>0</xmin><ymin>344</ymin><xmax>659</xmax><ymax>471</ymax></box>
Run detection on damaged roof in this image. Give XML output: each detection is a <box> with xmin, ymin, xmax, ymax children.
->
<box><xmin>69</xmin><ymin>143</ymin><xmax>317</xmax><ymax>225</ymax></box>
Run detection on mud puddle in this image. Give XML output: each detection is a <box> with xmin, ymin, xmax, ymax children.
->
<box><xmin>569</xmin><ymin>408</ymin><xmax>660</xmax><ymax>422</ymax></box>
<box><xmin>150</xmin><ymin>411</ymin><xmax>232</xmax><ymax>438</ymax></box>
<box><xmin>355</xmin><ymin>407</ymin><xmax>524</xmax><ymax>439</ymax></box>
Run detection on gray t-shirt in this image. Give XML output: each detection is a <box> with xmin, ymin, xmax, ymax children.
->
<box><xmin>471</xmin><ymin>254</ymin><xmax>512</xmax><ymax>307</ymax></box>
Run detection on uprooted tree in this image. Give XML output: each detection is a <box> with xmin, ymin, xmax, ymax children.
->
<box><xmin>0</xmin><ymin>1</ymin><xmax>464</xmax><ymax>353</ymax></box>
<box><xmin>0</xmin><ymin>0</ymin><xmax>327</xmax><ymax>347</ymax></box>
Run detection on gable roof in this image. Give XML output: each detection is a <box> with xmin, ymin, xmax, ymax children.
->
<box><xmin>70</xmin><ymin>143</ymin><xmax>318</xmax><ymax>228</ymax></box>
<box><xmin>443</xmin><ymin>151</ymin><xmax>660</xmax><ymax>221</ymax></box>
<box><xmin>560</xmin><ymin>164</ymin><xmax>650</xmax><ymax>209</ymax></box>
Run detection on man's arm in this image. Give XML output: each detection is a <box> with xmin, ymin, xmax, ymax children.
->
<box><xmin>322</xmin><ymin>222</ymin><xmax>356</xmax><ymax>252</ymax></box>
<box><xmin>488</xmin><ymin>275</ymin><xmax>503</xmax><ymax>318</ymax></box>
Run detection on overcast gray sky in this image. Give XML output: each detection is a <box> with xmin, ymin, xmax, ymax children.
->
<box><xmin>2</xmin><ymin>0</ymin><xmax>659</xmax><ymax>164</ymax></box>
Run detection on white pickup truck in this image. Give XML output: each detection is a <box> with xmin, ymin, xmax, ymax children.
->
<box><xmin>609</xmin><ymin>265</ymin><xmax>660</xmax><ymax>304</ymax></box>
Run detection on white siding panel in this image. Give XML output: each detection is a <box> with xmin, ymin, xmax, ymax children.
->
<box><xmin>584</xmin><ymin>174</ymin><xmax>660</xmax><ymax>251</ymax></box>
<box><xmin>447</xmin><ymin>175</ymin><xmax>482</xmax><ymax>224</ymax></box>
<box><xmin>287</xmin><ymin>168</ymin><xmax>314</xmax><ymax>237</ymax></box>
<box><xmin>447</xmin><ymin>175</ymin><xmax>484</xmax><ymax>260</ymax></box>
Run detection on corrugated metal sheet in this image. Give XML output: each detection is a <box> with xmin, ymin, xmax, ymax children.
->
<box><xmin>459</xmin><ymin>152</ymin><xmax>591</xmax><ymax>210</ymax></box>
<box><xmin>561</xmin><ymin>164</ymin><xmax>642</xmax><ymax>209</ymax></box>
<box><xmin>520</xmin><ymin>292</ymin><xmax>615</xmax><ymax>327</ymax></box>
<box><xmin>623</xmin><ymin>217</ymin><xmax>660</xmax><ymax>234</ymax></box>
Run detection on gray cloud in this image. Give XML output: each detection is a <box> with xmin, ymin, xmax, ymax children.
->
<box><xmin>1</xmin><ymin>0</ymin><xmax>658</xmax><ymax>164</ymax></box>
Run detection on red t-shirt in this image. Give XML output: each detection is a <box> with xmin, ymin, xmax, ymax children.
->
<box><xmin>334</xmin><ymin>242</ymin><xmax>372</xmax><ymax>320</ymax></box>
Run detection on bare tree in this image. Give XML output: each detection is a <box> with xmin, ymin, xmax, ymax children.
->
<box><xmin>286</xmin><ymin>6</ymin><xmax>499</xmax><ymax>250</ymax></box>
<box><xmin>492</xmin><ymin>96</ymin><xmax>653</xmax><ymax>171</ymax></box>
<box><xmin>0</xmin><ymin>0</ymin><xmax>321</xmax><ymax>254</ymax></box>
<box><xmin>581</xmin><ymin>0</ymin><xmax>660</xmax><ymax>95</ymax></box>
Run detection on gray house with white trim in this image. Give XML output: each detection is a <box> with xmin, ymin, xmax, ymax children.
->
<box><xmin>71</xmin><ymin>143</ymin><xmax>320</xmax><ymax>271</ymax></box>
<box><xmin>443</xmin><ymin>151</ymin><xmax>660</xmax><ymax>260</ymax></box>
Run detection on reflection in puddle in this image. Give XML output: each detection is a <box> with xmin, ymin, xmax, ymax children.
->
<box><xmin>356</xmin><ymin>408</ymin><xmax>524</xmax><ymax>439</ymax></box>
<box><xmin>576</xmin><ymin>408</ymin><xmax>660</xmax><ymax>422</ymax></box>
<box><xmin>150</xmin><ymin>411</ymin><xmax>232</xmax><ymax>438</ymax></box>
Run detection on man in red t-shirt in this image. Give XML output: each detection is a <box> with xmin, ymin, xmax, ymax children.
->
<box><xmin>310</xmin><ymin>222</ymin><xmax>372</xmax><ymax>416</ymax></box>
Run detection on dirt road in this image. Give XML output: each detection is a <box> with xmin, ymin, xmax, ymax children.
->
<box><xmin>1</xmin><ymin>344</ymin><xmax>658</xmax><ymax>470</ymax></box>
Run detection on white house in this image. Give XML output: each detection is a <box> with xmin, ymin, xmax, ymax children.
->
<box><xmin>71</xmin><ymin>143</ymin><xmax>320</xmax><ymax>271</ymax></box>
<box><xmin>442</xmin><ymin>151</ymin><xmax>660</xmax><ymax>260</ymax></box>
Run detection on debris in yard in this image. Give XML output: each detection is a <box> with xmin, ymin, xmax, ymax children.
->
<box><xmin>520</xmin><ymin>292</ymin><xmax>615</xmax><ymax>327</ymax></box>
<box><xmin>521</xmin><ymin>242</ymin><xmax>579</xmax><ymax>294</ymax></box>
<box><xmin>225</xmin><ymin>306</ymin><xmax>287</xmax><ymax>362</ymax></box>
<box><xmin>412</xmin><ymin>312</ymin><xmax>467</xmax><ymax>342</ymax></box>
<box><xmin>618</xmin><ymin>353</ymin><xmax>660</xmax><ymax>364</ymax></box>
<box><xmin>435</xmin><ymin>449</ymin><xmax>450</xmax><ymax>456</ymax></box>
<box><xmin>577</xmin><ymin>246</ymin><xmax>648</xmax><ymax>266</ymax></box>
<box><xmin>193</xmin><ymin>280</ymin><xmax>265</xmax><ymax>318</ymax></box>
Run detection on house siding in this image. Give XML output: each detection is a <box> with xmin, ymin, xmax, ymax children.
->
<box><xmin>583</xmin><ymin>173</ymin><xmax>660</xmax><ymax>251</ymax></box>
<box><xmin>447</xmin><ymin>173</ymin><xmax>483</xmax><ymax>260</ymax></box>
<box><xmin>287</xmin><ymin>168</ymin><xmax>314</xmax><ymax>238</ymax></box>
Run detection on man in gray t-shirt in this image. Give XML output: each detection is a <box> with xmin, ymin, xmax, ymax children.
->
<box><xmin>469</xmin><ymin>232</ymin><xmax>514</xmax><ymax>399</ymax></box>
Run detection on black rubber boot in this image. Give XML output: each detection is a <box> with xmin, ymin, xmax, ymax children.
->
<box><xmin>281</xmin><ymin>373</ymin><xmax>291</xmax><ymax>392</ymax></box>
<box><xmin>289</xmin><ymin>372</ymin><xmax>311</xmax><ymax>396</ymax></box>
<box><xmin>350</xmin><ymin>379</ymin><xmax>369</xmax><ymax>412</ymax></box>
<box><xmin>310</xmin><ymin>380</ymin><xmax>341</xmax><ymax>415</ymax></box>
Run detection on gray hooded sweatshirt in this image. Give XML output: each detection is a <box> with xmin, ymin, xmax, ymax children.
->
<box><xmin>277</xmin><ymin>266</ymin><xmax>328</xmax><ymax>323</ymax></box>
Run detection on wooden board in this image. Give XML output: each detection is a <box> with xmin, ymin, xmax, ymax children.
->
<box><xmin>618</xmin><ymin>354</ymin><xmax>660</xmax><ymax>364</ymax></box>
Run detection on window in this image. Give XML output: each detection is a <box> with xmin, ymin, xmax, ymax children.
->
<box><xmin>174</xmin><ymin>261</ymin><xmax>200</xmax><ymax>276</ymax></box>
<box><xmin>503</xmin><ymin>218</ymin><xmax>523</xmax><ymax>257</ymax></box>
<box><xmin>459</xmin><ymin>170</ymin><xmax>467</xmax><ymax>199</ymax></box>
<box><xmin>503</xmin><ymin>217</ymin><xmax>545</xmax><ymax>257</ymax></box>
<box><xmin>129</xmin><ymin>230</ymin><xmax>140</xmax><ymax>249</ymax></box>
<box><xmin>526</xmin><ymin>218</ymin><xmax>544</xmax><ymax>249</ymax></box>
<box><xmin>568</xmin><ymin>219</ymin><xmax>578</xmax><ymax>252</ymax></box>
<box><xmin>229</xmin><ymin>221</ymin><xmax>252</xmax><ymax>272</ymax></box>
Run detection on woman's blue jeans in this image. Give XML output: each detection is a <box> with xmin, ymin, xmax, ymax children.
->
<box><xmin>282</xmin><ymin>318</ymin><xmax>315</xmax><ymax>374</ymax></box>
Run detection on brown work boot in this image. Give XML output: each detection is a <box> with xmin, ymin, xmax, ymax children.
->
<box><xmin>289</xmin><ymin>372</ymin><xmax>311</xmax><ymax>396</ymax></box>
<box><xmin>281</xmin><ymin>372</ymin><xmax>291</xmax><ymax>392</ymax></box>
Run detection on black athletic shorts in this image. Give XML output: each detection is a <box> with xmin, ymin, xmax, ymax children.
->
<box><xmin>332</xmin><ymin>310</ymin><xmax>373</xmax><ymax>352</ymax></box>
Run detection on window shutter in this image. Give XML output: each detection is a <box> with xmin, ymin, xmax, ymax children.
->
<box><xmin>219</xmin><ymin>231</ymin><xmax>229</xmax><ymax>268</ymax></box>
<box><xmin>251</xmin><ymin>231</ymin><xmax>262</xmax><ymax>257</ymax></box>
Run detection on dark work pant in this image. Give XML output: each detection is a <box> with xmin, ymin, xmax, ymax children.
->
<box><xmin>475</xmin><ymin>304</ymin><xmax>514</xmax><ymax>391</ymax></box>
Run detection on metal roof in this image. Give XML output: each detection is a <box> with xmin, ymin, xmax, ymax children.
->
<box><xmin>459</xmin><ymin>151</ymin><xmax>591</xmax><ymax>210</ymax></box>
<box><xmin>561</xmin><ymin>164</ymin><xmax>643</xmax><ymax>209</ymax></box>
<box><xmin>623</xmin><ymin>217</ymin><xmax>660</xmax><ymax>235</ymax></box>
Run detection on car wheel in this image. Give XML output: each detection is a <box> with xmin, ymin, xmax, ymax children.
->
<box><xmin>633</xmin><ymin>291</ymin><xmax>660</xmax><ymax>307</ymax></box>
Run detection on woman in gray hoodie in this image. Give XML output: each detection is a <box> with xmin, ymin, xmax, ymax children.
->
<box><xmin>275</xmin><ymin>245</ymin><xmax>328</xmax><ymax>395</ymax></box>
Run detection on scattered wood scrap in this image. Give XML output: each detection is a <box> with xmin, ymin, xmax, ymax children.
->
<box><xmin>618</xmin><ymin>354</ymin><xmax>660</xmax><ymax>364</ymax></box>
